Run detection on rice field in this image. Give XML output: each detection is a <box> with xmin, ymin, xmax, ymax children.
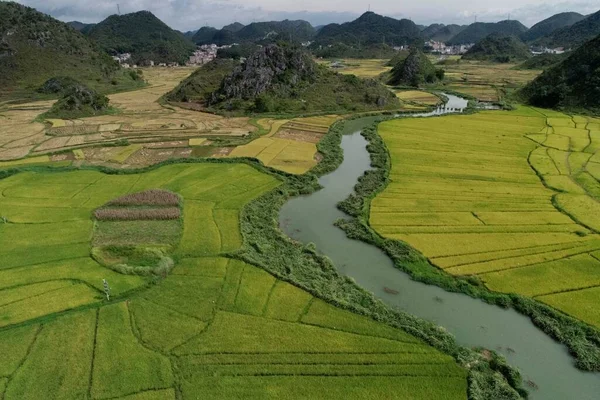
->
<box><xmin>441</xmin><ymin>61</ymin><xmax>542</xmax><ymax>102</ymax></box>
<box><xmin>228</xmin><ymin>115</ymin><xmax>339</xmax><ymax>174</ymax></box>
<box><xmin>394</xmin><ymin>90</ymin><xmax>441</xmax><ymax>106</ymax></box>
<box><xmin>371</xmin><ymin>108</ymin><xmax>600</xmax><ymax>328</ymax></box>
<box><xmin>324</xmin><ymin>59</ymin><xmax>391</xmax><ymax>78</ymax></box>
<box><xmin>0</xmin><ymin>161</ymin><xmax>467</xmax><ymax>399</ymax></box>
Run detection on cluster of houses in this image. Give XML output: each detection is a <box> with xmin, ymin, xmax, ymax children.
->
<box><xmin>425</xmin><ymin>40</ymin><xmax>474</xmax><ymax>55</ymax></box>
<box><xmin>531</xmin><ymin>46</ymin><xmax>567</xmax><ymax>55</ymax></box>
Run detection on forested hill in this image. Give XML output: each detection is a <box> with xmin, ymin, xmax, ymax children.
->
<box><xmin>520</xmin><ymin>34</ymin><xmax>600</xmax><ymax>112</ymax></box>
<box><xmin>0</xmin><ymin>2</ymin><xmax>139</xmax><ymax>97</ymax></box>
<box><xmin>200</xmin><ymin>44</ymin><xmax>398</xmax><ymax>114</ymax></box>
<box><xmin>192</xmin><ymin>20</ymin><xmax>315</xmax><ymax>45</ymax></box>
<box><xmin>315</xmin><ymin>12</ymin><xmax>422</xmax><ymax>46</ymax></box>
<box><xmin>462</xmin><ymin>34</ymin><xmax>531</xmax><ymax>62</ymax></box>
<box><xmin>520</xmin><ymin>12</ymin><xmax>585</xmax><ymax>42</ymax></box>
<box><xmin>447</xmin><ymin>20</ymin><xmax>528</xmax><ymax>44</ymax></box>
<box><xmin>430</xmin><ymin>24</ymin><xmax>467</xmax><ymax>42</ymax></box>
<box><xmin>534</xmin><ymin>10</ymin><xmax>600</xmax><ymax>48</ymax></box>
<box><xmin>85</xmin><ymin>11</ymin><xmax>196</xmax><ymax>64</ymax></box>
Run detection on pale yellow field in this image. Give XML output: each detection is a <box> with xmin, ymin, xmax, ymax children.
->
<box><xmin>0</xmin><ymin>68</ymin><xmax>255</xmax><ymax>165</ymax></box>
<box><xmin>228</xmin><ymin>115</ymin><xmax>339</xmax><ymax>174</ymax></box>
<box><xmin>394</xmin><ymin>90</ymin><xmax>441</xmax><ymax>106</ymax></box>
<box><xmin>324</xmin><ymin>59</ymin><xmax>391</xmax><ymax>79</ymax></box>
<box><xmin>371</xmin><ymin>106</ymin><xmax>600</xmax><ymax>327</ymax></box>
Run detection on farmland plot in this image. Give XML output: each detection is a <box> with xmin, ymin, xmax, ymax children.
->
<box><xmin>0</xmin><ymin>161</ymin><xmax>467</xmax><ymax>399</ymax></box>
<box><xmin>372</xmin><ymin>110</ymin><xmax>600</xmax><ymax>328</ymax></box>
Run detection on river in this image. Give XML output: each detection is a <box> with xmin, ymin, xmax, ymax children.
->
<box><xmin>279</xmin><ymin>94</ymin><xmax>600</xmax><ymax>399</ymax></box>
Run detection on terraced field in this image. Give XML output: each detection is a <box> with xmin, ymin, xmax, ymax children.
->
<box><xmin>371</xmin><ymin>107</ymin><xmax>600</xmax><ymax>328</ymax></box>
<box><xmin>0</xmin><ymin>68</ymin><xmax>255</xmax><ymax>167</ymax></box>
<box><xmin>229</xmin><ymin>116</ymin><xmax>340</xmax><ymax>174</ymax></box>
<box><xmin>0</xmin><ymin>162</ymin><xmax>467</xmax><ymax>399</ymax></box>
<box><xmin>441</xmin><ymin>61</ymin><xmax>541</xmax><ymax>102</ymax></box>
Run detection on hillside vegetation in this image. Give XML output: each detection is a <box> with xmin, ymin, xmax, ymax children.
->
<box><xmin>0</xmin><ymin>2</ymin><xmax>141</xmax><ymax>99</ymax></box>
<box><xmin>315</xmin><ymin>12</ymin><xmax>422</xmax><ymax>46</ymax></box>
<box><xmin>516</xmin><ymin>53</ymin><xmax>568</xmax><ymax>69</ymax></box>
<box><xmin>199</xmin><ymin>44</ymin><xmax>398</xmax><ymax>114</ymax></box>
<box><xmin>535</xmin><ymin>10</ymin><xmax>600</xmax><ymax>48</ymax></box>
<box><xmin>86</xmin><ymin>11</ymin><xmax>196</xmax><ymax>64</ymax></box>
<box><xmin>462</xmin><ymin>34</ymin><xmax>531</xmax><ymax>62</ymax></box>
<box><xmin>165</xmin><ymin>59</ymin><xmax>239</xmax><ymax>104</ymax></box>
<box><xmin>430</xmin><ymin>24</ymin><xmax>467</xmax><ymax>42</ymax></box>
<box><xmin>521</xmin><ymin>12</ymin><xmax>585</xmax><ymax>42</ymax></box>
<box><xmin>447</xmin><ymin>20</ymin><xmax>528</xmax><ymax>45</ymax></box>
<box><xmin>43</xmin><ymin>83</ymin><xmax>112</xmax><ymax>119</ymax></box>
<box><xmin>388</xmin><ymin>48</ymin><xmax>442</xmax><ymax>86</ymax></box>
<box><xmin>194</xmin><ymin>20</ymin><xmax>315</xmax><ymax>45</ymax></box>
<box><xmin>521</xmin><ymin>34</ymin><xmax>600</xmax><ymax>111</ymax></box>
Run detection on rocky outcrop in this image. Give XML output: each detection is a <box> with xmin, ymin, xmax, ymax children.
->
<box><xmin>209</xmin><ymin>44</ymin><xmax>315</xmax><ymax>103</ymax></box>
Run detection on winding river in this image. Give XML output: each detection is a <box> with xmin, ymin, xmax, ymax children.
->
<box><xmin>279</xmin><ymin>94</ymin><xmax>600</xmax><ymax>399</ymax></box>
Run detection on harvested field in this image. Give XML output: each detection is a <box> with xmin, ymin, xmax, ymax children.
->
<box><xmin>326</xmin><ymin>59</ymin><xmax>391</xmax><ymax>78</ymax></box>
<box><xmin>0</xmin><ymin>161</ymin><xmax>466</xmax><ymax>399</ymax></box>
<box><xmin>371</xmin><ymin>109</ymin><xmax>600</xmax><ymax>327</ymax></box>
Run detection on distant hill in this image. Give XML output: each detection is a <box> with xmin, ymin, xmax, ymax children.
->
<box><xmin>192</xmin><ymin>27</ymin><xmax>219</xmax><ymax>44</ymax></box>
<box><xmin>199</xmin><ymin>44</ymin><xmax>398</xmax><ymax>114</ymax></box>
<box><xmin>516</xmin><ymin>53</ymin><xmax>568</xmax><ymax>69</ymax></box>
<box><xmin>534</xmin><ymin>10</ymin><xmax>600</xmax><ymax>48</ymax></box>
<box><xmin>521</xmin><ymin>12</ymin><xmax>585</xmax><ymax>42</ymax></box>
<box><xmin>422</xmin><ymin>24</ymin><xmax>445</xmax><ymax>38</ymax></box>
<box><xmin>388</xmin><ymin>48</ymin><xmax>442</xmax><ymax>86</ymax></box>
<box><xmin>193</xmin><ymin>20</ymin><xmax>315</xmax><ymax>45</ymax></box>
<box><xmin>86</xmin><ymin>11</ymin><xmax>196</xmax><ymax>64</ymax></box>
<box><xmin>520</xmin><ymin>34</ymin><xmax>600</xmax><ymax>112</ymax></box>
<box><xmin>462</xmin><ymin>34</ymin><xmax>531</xmax><ymax>62</ymax></box>
<box><xmin>430</xmin><ymin>24</ymin><xmax>467</xmax><ymax>42</ymax></box>
<box><xmin>67</xmin><ymin>21</ymin><xmax>95</xmax><ymax>33</ymax></box>
<box><xmin>183</xmin><ymin>30</ymin><xmax>198</xmax><ymax>39</ymax></box>
<box><xmin>447</xmin><ymin>20</ymin><xmax>528</xmax><ymax>45</ymax></box>
<box><xmin>0</xmin><ymin>2</ymin><xmax>141</xmax><ymax>98</ymax></box>
<box><xmin>223</xmin><ymin>22</ymin><xmax>245</xmax><ymax>33</ymax></box>
<box><xmin>316</xmin><ymin>12</ymin><xmax>422</xmax><ymax>46</ymax></box>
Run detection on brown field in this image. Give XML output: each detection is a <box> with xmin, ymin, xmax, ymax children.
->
<box><xmin>0</xmin><ymin>68</ymin><xmax>256</xmax><ymax>167</ymax></box>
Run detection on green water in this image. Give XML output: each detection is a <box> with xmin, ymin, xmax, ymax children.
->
<box><xmin>279</xmin><ymin>99</ymin><xmax>600</xmax><ymax>399</ymax></box>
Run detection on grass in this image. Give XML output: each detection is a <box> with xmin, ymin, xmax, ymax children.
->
<box><xmin>5</xmin><ymin>310</ymin><xmax>94</xmax><ymax>399</ymax></box>
<box><xmin>92</xmin><ymin>303</ymin><xmax>173</xmax><ymax>399</ymax></box>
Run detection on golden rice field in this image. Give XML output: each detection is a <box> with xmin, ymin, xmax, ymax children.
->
<box><xmin>371</xmin><ymin>106</ymin><xmax>600</xmax><ymax>328</ymax></box>
<box><xmin>229</xmin><ymin>116</ymin><xmax>340</xmax><ymax>174</ymax></box>
<box><xmin>394</xmin><ymin>90</ymin><xmax>442</xmax><ymax>106</ymax></box>
<box><xmin>332</xmin><ymin>59</ymin><xmax>392</xmax><ymax>78</ymax></box>
<box><xmin>0</xmin><ymin>162</ymin><xmax>466</xmax><ymax>399</ymax></box>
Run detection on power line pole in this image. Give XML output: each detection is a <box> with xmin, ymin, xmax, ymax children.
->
<box><xmin>117</xmin><ymin>4</ymin><xmax>120</xmax><ymax>15</ymax></box>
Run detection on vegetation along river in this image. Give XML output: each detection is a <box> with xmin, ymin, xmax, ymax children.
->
<box><xmin>279</xmin><ymin>94</ymin><xmax>600</xmax><ymax>399</ymax></box>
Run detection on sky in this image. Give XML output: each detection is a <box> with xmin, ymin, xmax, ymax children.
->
<box><xmin>14</xmin><ymin>0</ymin><xmax>600</xmax><ymax>32</ymax></box>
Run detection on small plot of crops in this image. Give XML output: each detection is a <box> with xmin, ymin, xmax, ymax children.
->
<box><xmin>0</xmin><ymin>161</ymin><xmax>466</xmax><ymax>399</ymax></box>
<box><xmin>228</xmin><ymin>115</ymin><xmax>339</xmax><ymax>174</ymax></box>
<box><xmin>394</xmin><ymin>90</ymin><xmax>441</xmax><ymax>106</ymax></box>
<box><xmin>371</xmin><ymin>109</ymin><xmax>600</xmax><ymax>328</ymax></box>
<box><xmin>332</xmin><ymin>59</ymin><xmax>392</xmax><ymax>78</ymax></box>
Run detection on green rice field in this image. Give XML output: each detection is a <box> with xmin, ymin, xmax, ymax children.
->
<box><xmin>0</xmin><ymin>162</ymin><xmax>467</xmax><ymax>399</ymax></box>
<box><xmin>371</xmin><ymin>107</ymin><xmax>600</xmax><ymax>328</ymax></box>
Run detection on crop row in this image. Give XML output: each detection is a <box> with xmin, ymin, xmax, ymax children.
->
<box><xmin>94</xmin><ymin>207</ymin><xmax>181</xmax><ymax>221</ymax></box>
<box><xmin>107</xmin><ymin>189</ymin><xmax>180</xmax><ymax>206</ymax></box>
